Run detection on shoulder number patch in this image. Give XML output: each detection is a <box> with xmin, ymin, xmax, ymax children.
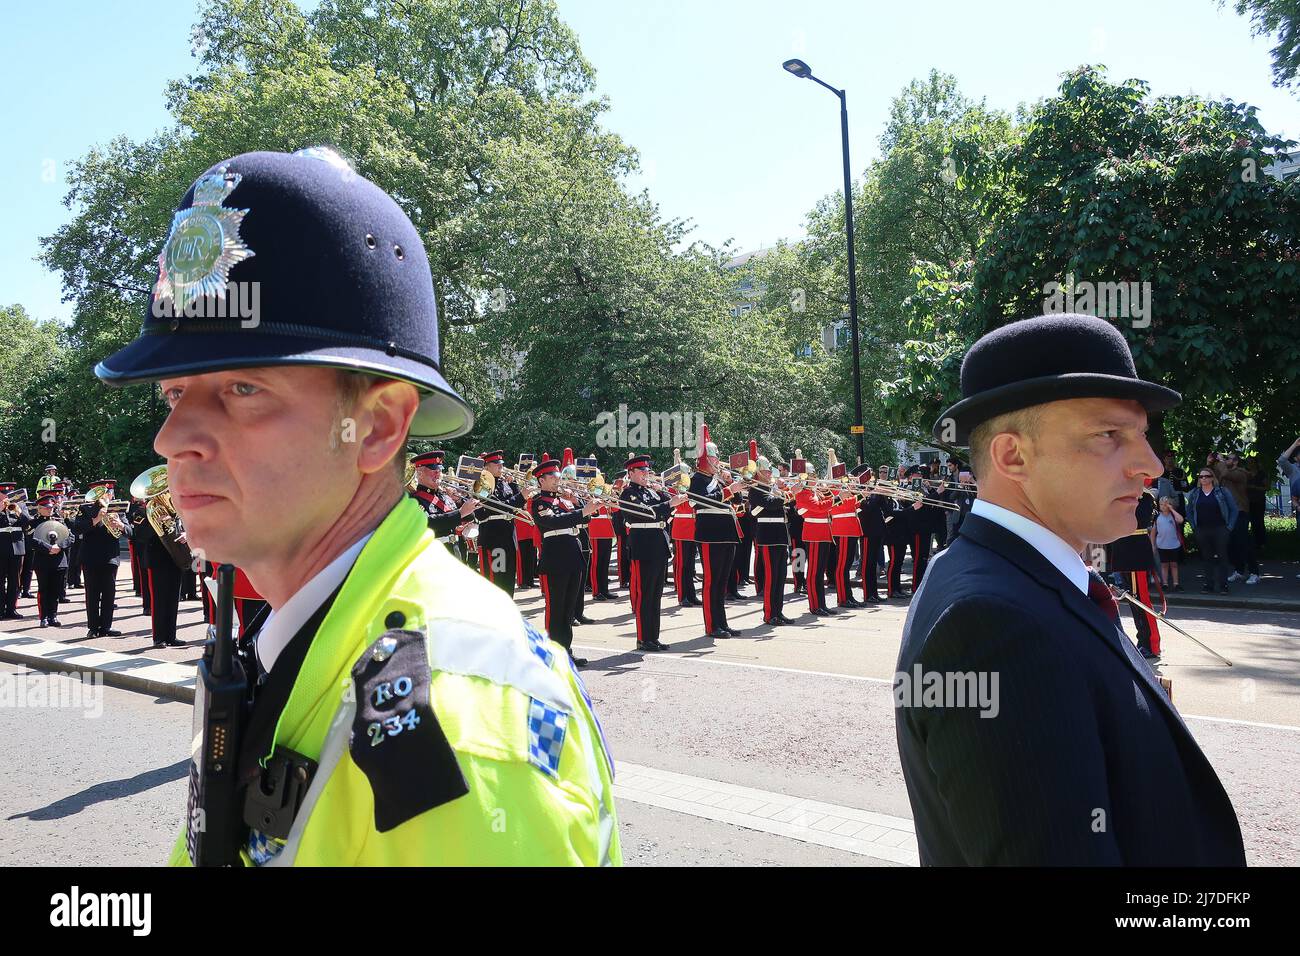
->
<box><xmin>350</xmin><ymin>629</ymin><xmax>469</xmax><ymax>832</ymax></box>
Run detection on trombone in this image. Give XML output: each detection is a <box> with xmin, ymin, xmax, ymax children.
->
<box><xmin>441</xmin><ymin>473</ymin><xmax>535</xmax><ymax>525</ymax></box>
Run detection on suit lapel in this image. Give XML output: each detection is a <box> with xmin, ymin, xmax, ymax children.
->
<box><xmin>957</xmin><ymin>514</ymin><xmax>1188</xmax><ymax>732</ymax></box>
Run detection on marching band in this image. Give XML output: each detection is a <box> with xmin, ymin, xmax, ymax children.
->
<box><xmin>0</xmin><ymin>432</ymin><xmax>975</xmax><ymax>658</ymax></box>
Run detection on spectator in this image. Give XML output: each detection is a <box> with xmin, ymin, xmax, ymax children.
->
<box><xmin>1152</xmin><ymin>496</ymin><xmax>1185</xmax><ymax>591</ymax></box>
<box><xmin>1244</xmin><ymin>454</ymin><xmax>1268</xmax><ymax>550</ymax></box>
<box><xmin>1186</xmin><ymin>467</ymin><xmax>1238</xmax><ymax>594</ymax></box>
<box><xmin>1280</xmin><ymin>437</ymin><xmax>1300</xmax><ymax>522</ymax></box>
<box><xmin>1209</xmin><ymin>452</ymin><xmax>1259</xmax><ymax>585</ymax></box>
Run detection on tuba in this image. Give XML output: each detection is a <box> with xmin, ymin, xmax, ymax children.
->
<box><xmin>131</xmin><ymin>465</ymin><xmax>193</xmax><ymax>569</ymax></box>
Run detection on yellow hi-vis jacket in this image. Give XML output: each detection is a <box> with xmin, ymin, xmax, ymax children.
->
<box><xmin>168</xmin><ymin>495</ymin><xmax>621</xmax><ymax>866</ymax></box>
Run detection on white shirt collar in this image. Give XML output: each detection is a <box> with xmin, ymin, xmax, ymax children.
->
<box><xmin>969</xmin><ymin>499</ymin><xmax>1090</xmax><ymax>595</ymax></box>
<box><xmin>254</xmin><ymin>532</ymin><xmax>374</xmax><ymax>675</ymax></box>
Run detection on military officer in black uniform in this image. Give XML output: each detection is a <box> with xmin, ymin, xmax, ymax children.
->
<box><xmin>855</xmin><ymin>466</ymin><xmax>887</xmax><ymax>602</ymax></box>
<box><xmin>619</xmin><ymin>454</ymin><xmax>682</xmax><ymax>651</ymax></box>
<box><xmin>409</xmin><ymin>450</ymin><xmax>477</xmax><ymax>551</ymax></box>
<box><xmin>0</xmin><ymin>483</ymin><xmax>34</xmax><ymax>618</ymax></box>
<box><xmin>528</xmin><ymin>457</ymin><xmax>597</xmax><ymax>665</ymax></box>
<box><xmin>474</xmin><ymin>449</ymin><xmax>524</xmax><ymax>596</ymax></box>
<box><xmin>748</xmin><ymin>457</ymin><xmax>796</xmax><ymax>626</ymax></box>
<box><xmin>70</xmin><ymin>481</ymin><xmax>132</xmax><ymax>637</ymax></box>
<box><xmin>690</xmin><ymin>431</ymin><xmax>745</xmax><ymax>639</ymax></box>
<box><xmin>30</xmin><ymin>493</ymin><xmax>68</xmax><ymax>626</ymax></box>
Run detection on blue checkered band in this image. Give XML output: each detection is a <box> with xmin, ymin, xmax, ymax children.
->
<box><xmin>567</xmin><ymin>653</ymin><xmax>614</xmax><ymax>781</ymax></box>
<box><xmin>524</xmin><ymin>619</ymin><xmax>554</xmax><ymax>668</ymax></box>
<box><xmin>527</xmin><ymin>697</ymin><xmax>568</xmax><ymax>777</ymax></box>
<box><xmin>247</xmin><ymin>828</ymin><xmax>285</xmax><ymax>866</ymax></box>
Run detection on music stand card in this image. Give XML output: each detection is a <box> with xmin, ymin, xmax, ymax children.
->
<box><xmin>575</xmin><ymin>457</ymin><xmax>599</xmax><ymax>481</ymax></box>
<box><xmin>456</xmin><ymin>455</ymin><xmax>485</xmax><ymax>481</ymax></box>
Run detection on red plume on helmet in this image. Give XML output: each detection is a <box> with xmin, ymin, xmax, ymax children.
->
<box><xmin>696</xmin><ymin>422</ymin><xmax>714</xmax><ymax>470</ymax></box>
<box><xmin>749</xmin><ymin>439</ymin><xmax>758</xmax><ymax>462</ymax></box>
<box><xmin>562</xmin><ymin>447</ymin><xmax>574</xmax><ymax>468</ymax></box>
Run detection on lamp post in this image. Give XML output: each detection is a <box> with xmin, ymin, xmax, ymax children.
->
<box><xmin>782</xmin><ymin>58</ymin><xmax>865</xmax><ymax>465</ymax></box>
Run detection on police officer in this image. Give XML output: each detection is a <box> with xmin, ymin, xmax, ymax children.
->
<box><xmin>474</xmin><ymin>450</ymin><xmax>524</xmax><ymax>596</ymax></box>
<box><xmin>30</xmin><ymin>494</ymin><xmax>67</xmax><ymax>627</ymax></box>
<box><xmin>748</xmin><ymin>457</ymin><xmax>796</xmax><ymax>626</ymax></box>
<box><xmin>36</xmin><ymin>464</ymin><xmax>60</xmax><ymax>494</ymax></box>
<box><xmin>94</xmin><ymin>148</ymin><xmax>619</xmax><ymax>866</ymax></box>
<box><xmin>690</xmin><ymin>428</ymin><xmax>745</xmax><ymax>638</ymax></box>
<box><xmin>408</xmin><ymin>450</ymin><xmax>477</xmax><ymax>550</ymax></box>
<box><xmin>529</xmin><ymin>457</ymin><xmax>598</xmax><ymax>665</ymax></box>
<box><xmin>618</xmin><ymin>455</ymin><xmax>681</xmax><ymax>651</ymax></box>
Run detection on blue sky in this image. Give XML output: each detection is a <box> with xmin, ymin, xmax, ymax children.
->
<box><xmin>2</xmin><ymin>0</ymin><xmax>1296</xmax><ymax>324</ymax></box>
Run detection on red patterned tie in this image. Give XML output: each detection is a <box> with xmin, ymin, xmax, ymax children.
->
<box><xmin>1087</xmin><ymin>573</ymin><xmax>1121</xmax><ymax>625</ymax></box>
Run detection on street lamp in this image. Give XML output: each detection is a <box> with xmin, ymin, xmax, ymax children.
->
<box><xmin>782</xmin><ymin>58</ymin><xmax>865</xmax><ymax>465</ymax></box>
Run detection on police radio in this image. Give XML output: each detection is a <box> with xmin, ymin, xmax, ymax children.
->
<box><xmin>186</xmin><ymin>563</ymin><xmax>249</xmax><ymax>866</ymax></box>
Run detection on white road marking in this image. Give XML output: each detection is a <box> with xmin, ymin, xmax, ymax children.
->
<box><xmin>614</xmin><ymin>761</ymin><xmax>918</xmax><ymax>865</ymax></box>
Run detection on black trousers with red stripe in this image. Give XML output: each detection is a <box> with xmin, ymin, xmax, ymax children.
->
<box><xmin>478</xmin><ymin>539</ymin><xmax>517</xmax><ymax>597</ymax></box>
<box><xmin>36</xmin><ymin>566</ymin><xmax>65</xmax><ymax>622</ymax></box>
<box><xmin>909</xmin><ymin>531</ymin><xmax>931</xmax><ymax>593</ymax></box>
<box><xmin>617</xmin><ymin>535</ymin><xmax>631</xmax><ymax>587</ymax></box>
<box><xmin>516</xmin><ymin>539</ymin><xmax>537</xmax><ymax>589</ymax></box>
<box><xmin>755</xmin><ymin>544</ymin><xmax>788</xmax><ymax>620</ymax></box>
<box><xmin>860</xmin><ymin>535</ymin><xmax>881</xmax><ymax>599</ymax></box>
<box><xmin>540</xmin><ymin>570</ymin><xmax>582</xmax><ymax>651</ymax></box>
<box><xmin>791</xmin><ymin>543</ymin><xmax>807</xmax><ymax>593</ymax></box>
<box><xmin>673</xmin><ymin>540</ymin><xmax>697</xmax><ymax>604</ymax></box>
<box><xmin>698</xmin><ymin>542</ymin><xmax>734</xmax><ymax>633</ymax></box>
<box><xmin>589</xmin><ymin>538</ymin><xmax>614</xmax><ymax>597</ymax></box>
<box><xmin>833</xmin><ymin>536</ymin><xmax>859</xmax><ymax>604</ymax></box>
<box><xmin>629</xmin><ymin>555</ymin><xmax>667</xmax><ymax>644</ymax></box>
<box><xmin>1128</xmin><ymin>571</ymin><xmax>1161</xmax><ymax>654</ymax></box>
<box><xmin>146</xmin><ymin>556</ymin><xmax>182</xmax><ymax>645</ymax></box>
<box><xmin>805</xmin><ymin>540</ymin><xmax>831</xmax><ymax>612</ymax></box>
<box><xmin>886</xmin><ymin>543</ymin><xmax>904</xmax><ymax>596</ymax></box>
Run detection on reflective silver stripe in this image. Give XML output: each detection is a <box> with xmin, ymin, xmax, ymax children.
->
<box><xmin>757</xmin><ymin>517</ymin><xmax>786</xmax><ymax>523</ymax></box>
<box><xmin>264</xmin><ymin>690</ymin><xmax>356</xmax><ymax>867</ymax></box>
<box><xmin>626</xmin><ymin>521</ymin><xmax>666</xmax><ymax>529</ymax></box>
<box><xmin>543</xmin><ymin>527</ymin><xmax>579</xmax><ymax>538</ymax></box>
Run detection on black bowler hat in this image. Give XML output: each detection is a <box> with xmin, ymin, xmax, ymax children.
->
<box><xmin>95</xmin><ymin>148</ymin><xmax>472</xmax><ymax>440</ymax></box>
<box><xmin>933</xmin><ymin>314</ymin><xmax>1180</xmax><ymax>445</ymax></box>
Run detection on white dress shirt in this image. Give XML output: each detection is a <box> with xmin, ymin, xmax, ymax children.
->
<box><xmin>969</xmin><ymin>499</ymin><xmax>1090</xmax><ymax>596</ymax></box>
<box><xmin>254</xmin><ymin>532</ymin><xmax>374</xmax><ymax>676</ymax></box>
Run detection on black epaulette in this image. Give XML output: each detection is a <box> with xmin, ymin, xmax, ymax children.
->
<box><xmin>349</xmin><ymin>628</ymin><xmax>469</xmax><ymax>832</ymax></box>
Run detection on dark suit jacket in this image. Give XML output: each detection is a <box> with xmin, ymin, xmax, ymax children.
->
<box><xmin>895</xmin><ymin>512</ymin><xmax>1245</xmax><ymax>866</ymax></box>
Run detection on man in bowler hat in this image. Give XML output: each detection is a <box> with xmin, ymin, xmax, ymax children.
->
<box><xmin>894</xmin><ymin>313</ymin><xmax>1244</xmax><ymax>865</ymax></box>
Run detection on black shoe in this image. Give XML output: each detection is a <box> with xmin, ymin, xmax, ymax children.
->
<box><xmin>86</xmin><ymin>629</ymin><xmax>97</xmax><ymax>640</ymax></box>
<box><xmin>571</xmin><ymin>618</ymin><xmax>582</xmax><ymax>626</ymax></box>
<box><xmin>593</xmin><ymin>594</ymin><xmax>610</xmax><ymax>602</ymax></box>
<box><xmin>164</xmin><ymin>638</ymin><xmax>185</xmax><ymax>647</ymax></box>
<box><xmin>7</xmin><ymin>611</ymin><xmax>22</xmax><ymax>619</ymax></box>
<box><xmin>725</xmin><ymin>627</ymin><xmax>742</xmax><ymax>637</ymax></box>
<box><xmin>636</xmin><ymin>641</ymin><xmax>662</xmax><ymax>652</ymax></box>
<box><xmin>764</xmin><ymin>616</ymin><xmax>779</xmax><ymax>626</ymax></box>
<box><xmin>21</xmin><ymin>592</ymin><xmax>33</xmax><ymax>599</ymax></box>
<box><xmin>571</xmin><ymin>656</ymin><xmax>588</xmax><ymax>668</ymax></box>
<box><xmin>1200</xmin><ymin>584</ymin><xmax>1211</xmax><ymax>593</ymax></box>
<box><xmin>709</xmin><ymin>628</ymin><xmax>731</xmax><ymax>639</ymax></box>
<box><xmin>49</xmin><ymin>618</ymin><xmax>62</xmax><ymax>627</ymax></box>
<box><xmin>1140</xmin><ymin>647</ymin><xmax>1160</xmax><ymax>661</ymax></box>
<box><xmin>863</xmin><ymin>595</ymin><xmax>882</xmax><ymax>603</ymax></box>
<box><xmin>839</xmin><ymin>598</ymin><xmax>864</xmax><ymax>609</ymax></box>
<box><xmin>825</xmin><ymin>606</ymin><xmax>843</xmax><ymax>615</ymax></box>
<box><xmin>811</xmin><ymin>608</ymin><xmax>831</xmax><ymax>617</ymax></box>
<box><xmin>777</xmin><ymin>614</ymin><xmax>799</xmax><ymax>625</ymax></box>
<box><xmin>102</xmin><ymin>629</ymin><xmax>122</xmax><ymax>637</ymax></box>
<box><xmin>576</xmin><ymin>616</ymin><xmax>596</xmax><ymax>625</ymax></box>
<box><xmin>38</xmin><ymin>618</ymin><xmax>47</xmax><ymax>627</ymax></box>
<box><xmin>1174</xmin><ymin>584</ymin><xmax>1184</xmax><ymax>592</ymax></box>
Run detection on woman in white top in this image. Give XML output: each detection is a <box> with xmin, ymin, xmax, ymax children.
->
<box><xmin>1152</xmin><ymin>495</ymin><xmax>1185</xmax><ymax>591</ymax></box>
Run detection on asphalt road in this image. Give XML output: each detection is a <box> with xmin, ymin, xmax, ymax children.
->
<box><xmin>3</xmin><ymin>573</ymin><xmax>1297</xmax><ymax>866</ymax></box>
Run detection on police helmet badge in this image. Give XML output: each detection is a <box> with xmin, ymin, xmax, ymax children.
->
<box><xmin>153</xmin><ymin>167</ymin><xmax>255</xmax><ymax>312</ymax></box>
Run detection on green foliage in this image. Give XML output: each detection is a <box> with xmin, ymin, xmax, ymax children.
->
<box><xmin>1228</xmin><ymin>0</ymin><xmax>1300</xmax><ymax>91</ymax></box>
